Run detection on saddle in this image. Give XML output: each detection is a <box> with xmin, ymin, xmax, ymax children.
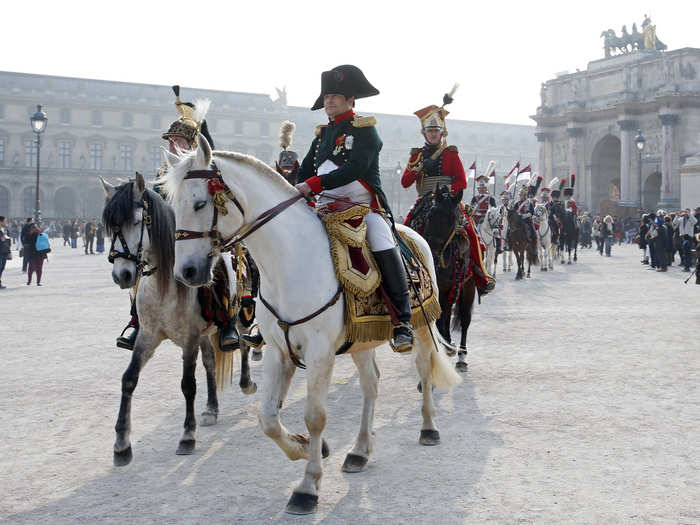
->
<box><xmin>317</xmin><ymin>202</ymin><xmax>440</xmax><ymax>343</ymax></box>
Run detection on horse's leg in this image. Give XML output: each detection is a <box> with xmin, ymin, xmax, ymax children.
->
<box><xmin>114</xmin><ymin>332</ymin><xmax>160</xmax><ymax>466</ymax></box>
<box><xmin>199</xmin><ymin>338</ymin><xmax>218</xmax><ymax>426</ymax></box>
<box><xmin>456</xmin><ymin>282</ymin><xmax>475</xmax><ymax>373</ymax></box>
<box><xmin>286</xmin><ymin>348</ymin><xmax>335</xmax><ymax>515</ymax></box>
<box><xmin>238</xmin><ymin>330</ymin><xmax>257</xmax><ymax>395</ymax></box>
<box><xmin>515</xmin><ymin>250</ymin><xmax>523</xmax><ymax>280</ymax></box>
<box><xmin>342</xmin><ymin>350</ymin><xmax>379</xmax><ymax>473</ymax></box>
<box><xmin>176</xmin><ymin>340</ymin><xmax>199</xmax><ymax>455</ymax></box>
<box><xmin>415</xmin><ymin>327</ymin><xmax>440</xmax><ymax>445</ymax></box>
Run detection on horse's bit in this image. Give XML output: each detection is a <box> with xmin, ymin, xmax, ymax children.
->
<box><xmin>108</xmin><ymin>195</ymin><xmax>156</xmax><ymax>276</ymax></box>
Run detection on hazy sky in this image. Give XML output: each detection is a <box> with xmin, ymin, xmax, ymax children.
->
<box><xmin>2</xmin><ymin>0</ymin><xmax>696</xmax><ymax>125</ymax></box>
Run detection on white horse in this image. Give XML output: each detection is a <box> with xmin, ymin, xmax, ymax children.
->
<box><xmin>478</xmin><ymin>207</ymin><xmax>502</xmax><ymax>277</ymax></box>
<box><xmin>100</xmin><ymin>174</ymin><xmax>255</xmax><ymax>467</ymax></box>
<box><xmin>163</xmin><ymin>137</ymin><xmax>461</xmax><ymax>515</ymax></box>
<box><xmin>498</xmin><ymin>204</ymin><xmax>514</xmax><ymax>272</ymax></box>
<box><xmin>533</xmin><ymin>203</ymin><xmax>553</xmax><ymax>271</ymax></box>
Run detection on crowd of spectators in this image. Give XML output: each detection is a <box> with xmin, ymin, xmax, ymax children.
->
<box><xmin>637</xmin><ymin>207</ymin><xmax>700</xmax><ymax>277</ymax></box>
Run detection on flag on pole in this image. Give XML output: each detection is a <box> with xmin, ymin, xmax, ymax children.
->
<box><xmin>516</xmin><ymin>164</ymin><xmax>532</xmax><ymax>183</ymax></box>
<box><xmin>504</xmin><ymin>161</ymin><xmax>519</xmax><ymax>189</ymax></box>
<box><xmin>466</xmin><ymin>161</ymin><xmax>476</xmax><ymax>180</ymax></box>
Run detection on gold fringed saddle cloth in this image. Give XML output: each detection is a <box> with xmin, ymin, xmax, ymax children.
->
<box><xmin>318</xmin><ymin>203</ymin><xmax>441</xmax><ymax>344</ymax></box>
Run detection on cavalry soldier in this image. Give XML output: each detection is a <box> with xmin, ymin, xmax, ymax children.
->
<box><xmin>275</xmin><ymin>121</ymin><xmax>300</xmax><ymax>185</ymax></box>
<box><xmin>513</xmin><ymin>175</ymin><xmax>541</xmax><ymax>243</ymax></box>
<box><xmin>115</xmin><ymin>86</ymin><xmax>239</xmax><ymax>351</ymax></box>
<box><xmin>563</xmin><ymin>174</ymin><xmax>578</xmax><ymax>214</ymax></box>
<box><xmin>538</xmin><ymin>183</ymin><xmax>551</xmax><ymax>206</ymax></box>
<box><xmin>470</xmin><ymin>161</ymin><xmax>497</xmax><ymax>226</ymax></box>
<box><xmin>401</xmin><ymin>88</ymin><xmax>494</xmax><ymax>295</ymax></box>
<box><xmin>294</xmin><ymin>64</ymin><xmax>414</xmax><ymax>351</ymax></box>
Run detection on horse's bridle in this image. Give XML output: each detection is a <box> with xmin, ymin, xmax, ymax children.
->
<box><xmin>108</xmin><ymin>195</ymin><xmax>155</xmax><ymax>275</ymax></box>
<box><xmin>174</xmin><ymin>168</ymin><xmax>304</xmax><ymax>256</ymax></box>
<box><xmin>534</xmin><ymin>208</ymin><xmax>550</xmax><ymax>238</ymax></box>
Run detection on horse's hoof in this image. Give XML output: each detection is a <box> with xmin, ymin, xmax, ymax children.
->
<box><xmin>200</xmin><ymin>411</ymin><xmax>218</xmax><ymax>426</ymax></box>
<box><xmin>251</xmin><ymin>349</ymin><xmax>263</xmax><ymax>361</ymax></box>
<box><xmin>455</xmin><ymin>361</ymin><xmax>468</xmax><ymax>373</ymax></box>
<box><xmin>176</xmin><ymin>439</ymin><xmax>196</xmax><ymax>455</ymax></box>
<box><xmin>342</xmin><ymin>453</ymin><xmax>369</xmax><ymax>473</ymax></box>
<box><xmin>322</xmin><ymin>438</ymin><xmax>330</xmax><ymax>459</ymax></box>
<box><xmin>419</xmin><ymin>429</ymin><xmax>440</xmax><ymax>446</ymax></box>
<box><xmin>567</xmin><ymin>261</ymin><xmax>572</xmax><ymax>265</ymax></box>
<box><xmin>241</xmin><ymin>381</ymin><xmax>257</xmax><ymax>395</ymax></box>
<box><xmin>113</xmin><ymin>446</ymin><xmax>133</xmax><ymax>467</ymax></box>
<box><xmin>285</xmin><ymin>492</ymin><xmax>318</xmax><ymax>515</ymax></box>
<box><xmin>541</xmin><ymin>267</ymin><xmax>547</xmax><ymax>272</ymax></box>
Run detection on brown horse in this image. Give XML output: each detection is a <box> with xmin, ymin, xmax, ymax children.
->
<box><xmin>420</xmin><ymin>187</ymin><xmax>476</xmax><ymax>372</ymax></box>
<box><xmin>507</xmin><ymin>207</ymin><xmax>538</xmax><ymax>279</ymax></box>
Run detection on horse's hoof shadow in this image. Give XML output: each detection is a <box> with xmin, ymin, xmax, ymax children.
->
<box><xmin>113</xmin><ymin>446</ymin><xmax>133</xmax><ymax>467</ymax></box>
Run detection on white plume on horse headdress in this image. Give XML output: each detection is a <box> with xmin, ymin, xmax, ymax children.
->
<box><xmin>279</xmin><ymin>121</ymin><xmax>296</xmax><ymax>150</ymax></box>
<box><xmin>192</xmin><ymin>98</ymin><xmax>211</xmax><ymax>124</ymax></box>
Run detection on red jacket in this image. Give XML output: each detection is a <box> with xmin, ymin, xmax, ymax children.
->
<box><xmin>401</xmin><ymin>146</ymin><xmax>466</xmax><ymax>194</ymax></box>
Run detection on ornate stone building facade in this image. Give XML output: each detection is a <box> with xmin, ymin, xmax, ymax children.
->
<box><xmin>532</xmin><ymin>47</ymin><xmax>700</xmax><ymax>213</ymax></box>
<box><xmin>0</xmin><ymin>71</ymin><xmax>536</xmax><ymax>219</ymax></box>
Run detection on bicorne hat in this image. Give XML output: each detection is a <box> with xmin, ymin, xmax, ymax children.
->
<box><xmin>311</xmin><ymin>65</ymin><xmax>379</xmax><ymax>111</ymax></box>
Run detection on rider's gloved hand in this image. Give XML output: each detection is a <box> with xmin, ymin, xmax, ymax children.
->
<box><xmin>295</xmin><ymin>182</ymin><xmax>313</xmax><ymax>199</ymax></box>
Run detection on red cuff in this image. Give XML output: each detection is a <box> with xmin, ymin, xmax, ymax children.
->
<box><xmin>305</xmin><ymin>176</ymin><xmax>323</xmax><ymax>194</ymax></box>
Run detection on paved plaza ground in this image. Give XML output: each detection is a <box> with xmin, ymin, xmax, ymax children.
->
<box><xmin>1</xmin><ymin>239</ymin><xmax>698</xmax><ymax>524</ymax></box>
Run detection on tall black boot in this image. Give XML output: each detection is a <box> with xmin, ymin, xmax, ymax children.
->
<box><xmin>373</xmin><ymin>247</ymin><xmax>414</xmax><ymax>353</ymax></box>
<box><xmin>219</xmin><ymin>323</ymin><xmax>240</xmax><ymax>352</ymax></box>
<box><xmin>116</xmin><ymin>316</ymin><xmax>139</xmax><ymax>351</ymax></box>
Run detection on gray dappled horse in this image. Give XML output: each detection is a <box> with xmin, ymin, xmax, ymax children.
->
<box><xmin>101</xmin><ymin>173</ymin><xmax>256</xmax><ymax>466</ymax></box>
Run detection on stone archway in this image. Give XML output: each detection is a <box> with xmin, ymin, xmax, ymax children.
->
<box><xmin>590</xmin><ymin>135</ymin><xmax>621</xmax><ymax>212</ymax></box>
<box><xmin>643</xmin><ymin>171</ymin><xmax>661</xmax><ymax>212</ymax></box>
<box><xmin>22</xmin><ymin>187</ymin><xmax>45</xmax><ymax>219</ymax></box>
<box><xmin>54</xmin><ymin>186</ymin><xmax>77</xmax><ymax>219</ymax></box>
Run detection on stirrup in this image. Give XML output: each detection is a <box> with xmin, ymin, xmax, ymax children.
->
<box><xmin>241</xmin><ymin>332</ymin><xmax>264</xmax><ymax>349</ymax></box>
<box><xmin>116</xmin><ymin>323</ymin><xmax>138</xmax><ymax>351</ymax></box>
<box><xmin>219</xmin><ymin>324</ymin><xmax>240</xmax><ymax>352</ymax></box>
<box><xmin>390</xmin><ymin>322</ymin><xmax>414</xmax><ymax>353</ymax></box>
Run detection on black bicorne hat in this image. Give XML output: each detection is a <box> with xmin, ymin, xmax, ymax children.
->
<box><xmin>311</xmin><ymin>65</ymin><xmax>379</xmax><ymax>111</ymax></box>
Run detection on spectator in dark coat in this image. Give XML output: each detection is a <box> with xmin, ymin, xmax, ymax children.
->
<box><xmin>0</xmin><ymin>216</ymin><xmax>11</xmax><ymax>289</ymax></box>
<box><xmin>26</xmin><ymin>223</ymin><xmax>48</xmax><ymax>285</ymax></box>
<box><xmin>62</xmin><ymin>221</ymin><xmax>71</xmax><ymax>246</ymax></box>
<box><xmin>654</xmin><ymin>216</ymin><xmax>668</xmax><ymax>272</ymax></box>
<box><xmin>20</xmin><ymin>218</ymin><xmax>34</xmax><ymax>272</ymax></box>
<box><xmin>663</xmin><ymin>216</ymin><xmax>675</xmax><ymax>266</ymax></box>
<box><xmin>639</xmin><ymin>214</ymin><xmax>650</xmax><ymax>264</ymax></box>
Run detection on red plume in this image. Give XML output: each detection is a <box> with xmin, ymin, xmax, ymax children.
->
<box><xmin>570</xmin><ymin>173</ymin><xmax>576</xmax><ymax>188</ymax></box>
<box><xmin>559</xmin><ymin>178</ymin><xmax>567</xmax><ymax>190</ymax></box>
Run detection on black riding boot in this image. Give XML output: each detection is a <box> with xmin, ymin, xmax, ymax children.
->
<box><xmin>219</xmin><ymin>323</ymin><xmax>240</xmax><ymax>352</ymax></box>
<box><xmin>116</xmin><ymin>316</ymin><xmax>139</xmax><ymax>351</ymax></box>
<box><xmin>373</xmin><ymin>247</ymin><xmax>414</xmax><ymax>353</ymax></box>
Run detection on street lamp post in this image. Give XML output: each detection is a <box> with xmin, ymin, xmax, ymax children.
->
<box><xmin>395</xmin><ymin>161</ymin><xmax>402</xmax><ymax>216</ymax></box>
<box><xmin>634</xmin><ymin>129</ymin><xmax>645</xmax><ymax>213</ymax></box>
<box><xmin>30</xmin><ymin>105</ymin><xmax>48</xmax><ymax>223</ymax></box>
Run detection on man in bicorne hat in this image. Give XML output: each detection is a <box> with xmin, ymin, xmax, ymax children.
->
<box><xmin>115</xmin><ymin>86</ymin><xmax>240</xmax><ymax>352</ymax></box>
<box><xmin>563</xmin><ymin>174</ymin><xmax>578</xmax><ymax>215</ymax></box>
<box><xmin>470</xmin><ymin>161</ymin><xmax>497</xmax><ymax>226</ymax></box>
<box><xmin>401</xmin><ymin>90</ymin><xmax>494</xmax><ymax>295</ymax></box>
<box><xmin>295</xmin><ymin>65</ymin><xmax>414</xmax><ymax>352</ymax></box>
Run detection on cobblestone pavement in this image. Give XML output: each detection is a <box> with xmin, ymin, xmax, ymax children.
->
<box><xmin>1</xmin><ymin>240</ymin><xmax>698</xmax><ymax>524</ymax></box>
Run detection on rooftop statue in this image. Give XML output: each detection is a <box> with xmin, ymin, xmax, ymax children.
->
<box><xmin>601</xmin><ymin>16</ymin><xmax>667</xmax><ymax>58</ymax></box>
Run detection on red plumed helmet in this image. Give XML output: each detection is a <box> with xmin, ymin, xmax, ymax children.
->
<box><xmin>559</xmin><ymin>178</ymin><xmax>567</xmax><ymax>190</ymax></box>
<box><xmin>570</xmin><ymin>173</ymin><xmax>576</xmax><ymax>189</ymax></box>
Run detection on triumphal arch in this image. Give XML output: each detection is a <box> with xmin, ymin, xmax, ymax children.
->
<box><xmin>532</xmin><ymin>16</ymin><xmax>700</xmax><ymax>213</ymax></box>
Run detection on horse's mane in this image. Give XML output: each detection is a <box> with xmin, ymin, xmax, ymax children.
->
<box><xmin>102</xmin><ymin>181</ymin><xmax>178</xmax><ymax>299</ymax></box>
<box><xmin>162</xmin><ymin>148</ymin><xmax>298</xmax><ymax>203</ymax></box>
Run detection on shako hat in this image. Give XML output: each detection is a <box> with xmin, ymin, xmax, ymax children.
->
<box><xmin>550</xmin><ymin>177</ymin><xmax>565</xmax><ymax>198</ymax></box>
<box><xmin>311</xmin><ymin>65</ymin><xmax>379</xmax><ymax>111</ymax></box>
<box><xmin>276</xmin><ymin>121</ymin><xmax>299</xmax><ymax>171</ymax></box>
<box><xmin>563</xmin><ymin>173</ymin><xmax>576</xmax><ymax>197</ymax></box>
<box><xmin>162</xmin><ymin>85</ymin><xmax>215</xmax><ymax>149</ymax></box>
<box><xmin>414</xmin><ymin>84</ymin><xmax>459</xmax><ymax>133</ymax></box>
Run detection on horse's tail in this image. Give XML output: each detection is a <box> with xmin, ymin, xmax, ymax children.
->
<box><xmin>428</xmin><ymin>329</ymin><xmax>463</xmax><ymax>390</ymax></box>
<box><xmin>210</xmin><ymin>333</ymin><xmax>237</xmax><ymax>392</ymax></box>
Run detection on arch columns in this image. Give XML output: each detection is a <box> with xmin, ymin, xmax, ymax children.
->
<box><xmin>535</xmin><ymin>131</ymin><xmax>553</xmax><ymax>183</ymax></box>
<box><xmin>567</xmin><ymin>124</ymin><xmax>583</xmax><ymax>204</ymax></box>
<box><xmin>617</xmin><ymin>118</ymin><xmax>638</xmax><ymax>205</ymax></box>
<box><xmin>658</xmin><ymin>112</ymin><xmax>680</xmax><ymax>208</ymax></box>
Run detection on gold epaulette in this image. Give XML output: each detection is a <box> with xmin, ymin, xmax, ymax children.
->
<box><xmin>447</xmin><ymin>145</ymin><xmax>458</xmax><ymax>153</ymax></box>
<box><xmin>352</xmin><ymin>115</ymin><xmax>377</xmax><ymax>128</ymax></box>
<box><xmin>410</xmin><ymin>147</ymin><xmax>422</xmax><ymax>156</ymax></box>
<box><xmin>314</xmin><ymin>124</ymin><xmax>327</xmax><ymax>136</ymax></box>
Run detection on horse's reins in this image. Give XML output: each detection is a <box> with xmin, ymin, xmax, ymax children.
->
<box><xmin>108</xmin><ymin>194</ymin><xmax>157</xmax><ymax>276</ymax></box>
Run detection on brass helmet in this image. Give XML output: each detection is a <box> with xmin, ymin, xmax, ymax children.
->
<box><xmin>162</xmin><ymin>85</ymin><xmax>215</xmax><ymax>149</ymax></box>
<box><xmin>413</xmin><ymin>84</ymin><xmax>459</xmax><ymax>137</ymax></box>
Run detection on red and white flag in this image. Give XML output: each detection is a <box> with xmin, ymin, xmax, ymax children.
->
<box><xmin>466</xmin><ymin>161</ymin><xmax>476</xmax><ymax>181</ymax></box>
<box><xmin>516</xmin><ymin>164</ymin><xmax>532</xmax><ymax>183</ymax></box>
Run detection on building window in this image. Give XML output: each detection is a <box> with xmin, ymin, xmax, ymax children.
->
<box><xmin>0</xmin><ymin>139</ymin><xmax>5</xmax><ymax>166</ymax></box>
<box><xmin>58</xmin><ymin>141</ymin><xmax>72</xmax><ymax>169</ymax></box>
<box><xmin>24</xmin><ymin>139</ymin><xmax>37</xmax><ymax>168</ymax></box>
<box><xmin>92</xmin><ymin>110</ymin><xmax>102</xmax><ymax>126</ymax></box>
<box><xmin>89</xmin><ymin>143</ymin><xmax>103</xmax><ymax>170</ymax></box>
<box><xmin>260</xmin><ymin>122</ymin><xmax>269</xmax><ymax>137</ymax></box>
<box><xmin>119</xmin><ymin>144</ymin><xmax>133</xmax><ymax>171</ymax></box>
<box><xmin>150</xmin><ymin>146</ymin><xmax>161</xmax><ymax>172</ymax></box>
<box><xmin>60</xmin><ymin>108</ymin><xmax>71</xmax><ymax>124</ymax></box>
<box><xmin>234</xmin><ymin>120</ymin><xmax>244</xmax><ymax>136</ymax></box>
<box><xmin>122</xmin><ymin>112</ymin><xmax>133</xmax><ymax>128</ymax></box>
<box><xmin>151</xmin><ymin>115</ymin><xmax>161</xmax><ymax>130</ymax></box>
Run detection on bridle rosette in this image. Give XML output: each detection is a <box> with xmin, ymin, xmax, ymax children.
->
<box><xmin>208</xmin><ymin>177</ymin><xmax>231</xmax><ymax>216</ymax></box>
